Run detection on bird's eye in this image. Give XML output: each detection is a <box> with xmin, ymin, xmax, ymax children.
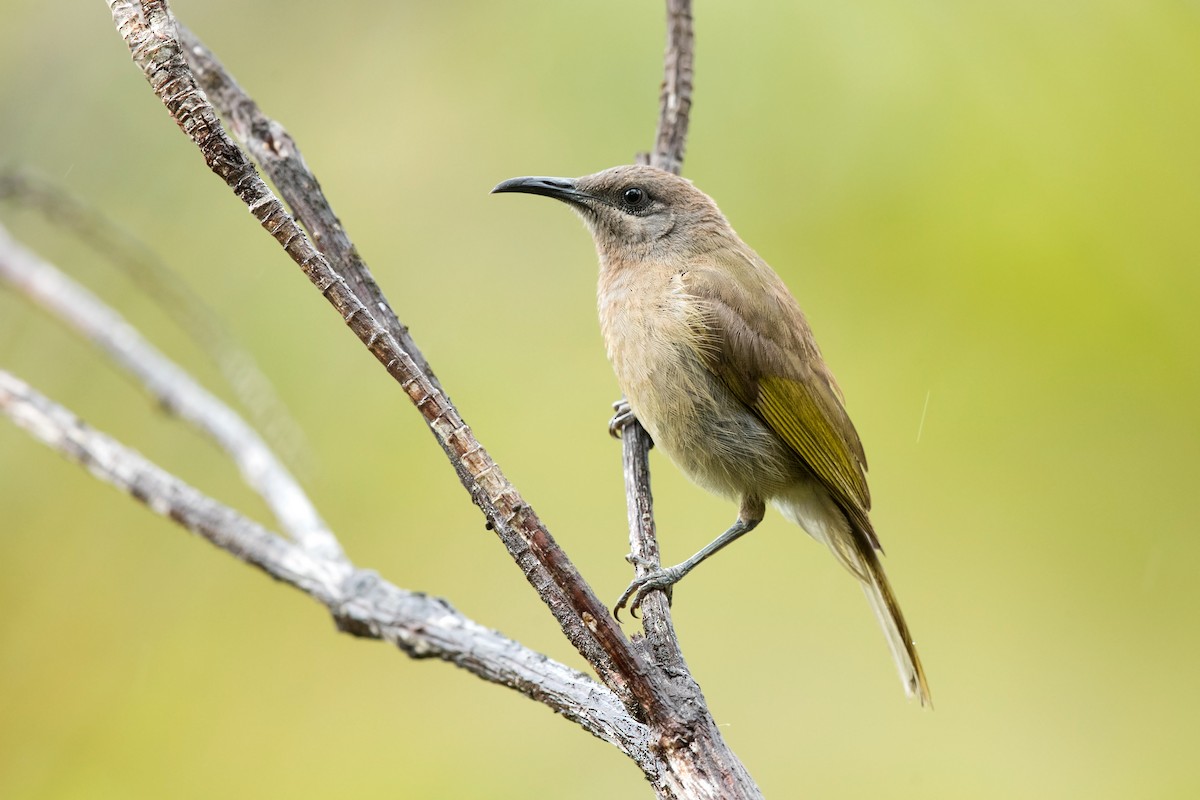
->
<box><xmin>622</xmin><ymin>187</ymin><xmax>647</xmax><ymax>207</ymax></box>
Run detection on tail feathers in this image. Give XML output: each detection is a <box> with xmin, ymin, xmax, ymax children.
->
<box><xmin>856</xmin><ymin>545</ymin><xmax>931</xmax><ymax>707</ymax></box>
<box><xmin>772</xmin><ymin>491</ymin><xmax>930</xmax><ymax>704</ymax></box>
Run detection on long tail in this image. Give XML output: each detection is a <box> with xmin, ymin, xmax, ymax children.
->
<box><xmin>852</xmin><ymin>542</ymin><xmax>931</xmax><ymax>706</ymax></box>
<box><xmin>775</xmin><ymin>493</ymin><xmax>931</xmax><ymax>704</ymax></box>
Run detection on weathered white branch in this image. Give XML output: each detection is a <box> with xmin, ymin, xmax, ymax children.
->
<box><xmin>0</xmin><ymin>220</ymin><xmax>339</xmax><ymax>561</ymax></box>
<box><xmin>0</xmin><ymin>369</ymin><xmax>651</xmax><ymax>760</ymax></box>
<box><xmin>0</xmin><ymin>167</ymin><xmax>310</xmax><ymax>470</ymax></box>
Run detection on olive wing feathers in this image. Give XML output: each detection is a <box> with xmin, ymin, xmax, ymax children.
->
<box><xmin>684</xmin><ymin>258</ymin><xmax>877</xmax><ymax>547</ymax></box>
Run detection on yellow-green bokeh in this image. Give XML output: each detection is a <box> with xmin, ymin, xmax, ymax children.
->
<box><xmin>2</xmin><ymin>1</ymin><xmax>1198</xmax><ymax>797</ymax></box>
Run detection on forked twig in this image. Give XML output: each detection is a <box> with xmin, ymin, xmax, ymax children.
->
<box><xmin>0</xmin><ymin>220</ymin><xmax>338</xmax><ymax>558</ymax></box>
<box><xmin>0</xmin><ymin>167</ymin><xmax>310</xmax><ymax>468</ymax></box>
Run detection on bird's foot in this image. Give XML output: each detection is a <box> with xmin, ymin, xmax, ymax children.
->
<box><xmin>608</xmin><ymin>399</ymin><xmax>636</xmax><ymax>439</ymax></box>
<box><xmin>613</xmin><ymin>555</ymin><xmax>683</xmax><ymax>620</ymax></box>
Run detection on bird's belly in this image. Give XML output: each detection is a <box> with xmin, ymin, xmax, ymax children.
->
<box><xmin>612</xmin><ymin>338</ymin><xmax>803</xmax><ymax>501</ymax></box>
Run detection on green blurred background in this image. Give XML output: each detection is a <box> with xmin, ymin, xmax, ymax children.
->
<box><xmin>2</xmin><ymin>1</ymin><xmax>1198</xmax><ymax>797</ymax></box>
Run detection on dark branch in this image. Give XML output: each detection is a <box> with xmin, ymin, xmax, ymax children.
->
<box><xmin>174</xmin><ymin>26</ymin><xmax>442</xmax><ymax>394</ymax></box>
<box><xmin>108</xmin><ymin>0</ymin><xmax>668</xmax><ymax>718</ymax></box>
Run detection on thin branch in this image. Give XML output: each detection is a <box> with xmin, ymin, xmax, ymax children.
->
<box><xmin>651</xmin><ymin>0</ymin><xmax>695</xmax><ymax>175</ymax></box>
<box><xmin>0</xmin><ymin>368</ymin><xmax>651</xmax><ymax>763</ymax></box>
<box><xmin>0</xmin><ymin>370</ymin><xmax>343</xmax><ymax>595</ymax></box>
<box><xmin>628</xmin><ymin>0</ymin><xmax>703</xmax><ymax>669</ymax></box>
<box><xmin>621</xmin><ymin>425</ymin><xmax>679</xmax><ymax>673</ymax></box>
<box><xmin>0</xmin><ymin>220</ymin><xmax>340</xmax><ymax>561</ymax></box>
<box><xmin>175</xmin><ymin>24</ymin><xmax>442</xmax><ymax>394</ymax></box>
<box><xmin>0</xmin><ymin>167</ymin><xmax>310</xmax><ymax>471</ymax></box>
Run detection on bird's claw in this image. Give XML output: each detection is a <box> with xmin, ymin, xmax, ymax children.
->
<box><xmin>608</xmin><ymin>399</ymin><xmax>637</xmax><ymax>439</ymax></box>
<box><xmin>613</xmin><ymin>559</ymin><xmax>679</xmax><ymax>620</ymax></box>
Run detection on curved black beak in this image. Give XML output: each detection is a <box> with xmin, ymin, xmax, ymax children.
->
<box><xmin>491</xmin><ymin>175</ymin><xmax>590</xmax><ymax>206</ymax></box>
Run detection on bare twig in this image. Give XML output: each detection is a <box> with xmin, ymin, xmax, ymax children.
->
<box><xmin>651</xmin><ymin>0</ymin><xmax>695</xmax><ymax>175</ymax></box>
<box><xmin>0</xmin><ymin>167</ymin><xmax>310</xmax><ymax>469</ymax></box>
<box><xmin>174</xmin><ymin>25</ymin><xmax>442</xmax><ymax>394</ymax></box>
<box><xmin>0</xmin><ymin>220</ymin><xmax>339</xmax><ymax>560</ymax></box>
<box><xmin>0</xmin><ymin>372</ymin><xmax>338</xmax><ymax>592</ymax></box>
<box><xmin>621</xmin><ymin>425</ymin><xmax>678</xmax><ymax>672</ymax></box>
<box><xmin>0</xmin><ymin>368</ymin><xmax>651</xmax><ymax>760</ymax></box>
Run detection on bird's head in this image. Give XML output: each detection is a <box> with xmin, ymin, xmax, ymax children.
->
<box><xmin>492</xmin><ymin>164</ymin><xmax>728</xmax><ymax>263</ymax></box>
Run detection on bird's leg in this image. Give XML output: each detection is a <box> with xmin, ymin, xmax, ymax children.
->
<box><xmin>615</xmin><ymin>496</ymin><xmax>766</xmax><ymax>619</ymax></box>
<box><xmin>608</xmin><ymin>398</ymin><xmax>641</xmax><ymax>440</ymax></box>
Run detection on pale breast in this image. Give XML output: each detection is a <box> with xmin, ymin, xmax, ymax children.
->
<box><xmin>599</xmin><ymin>270</ymin><xmax>703</xmax><ymax>415</ymax></box>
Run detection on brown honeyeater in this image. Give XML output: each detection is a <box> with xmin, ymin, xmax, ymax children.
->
<box><xmin>493</xmin><ymin>165</ymin><xmax>930</xmax><ymax>705</ymax></box>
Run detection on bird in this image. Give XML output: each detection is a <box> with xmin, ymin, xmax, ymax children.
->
<box><xmin>492</xmin><ymin>164</ymin><xmax>930</xmax><ymax>704</ymax></box>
